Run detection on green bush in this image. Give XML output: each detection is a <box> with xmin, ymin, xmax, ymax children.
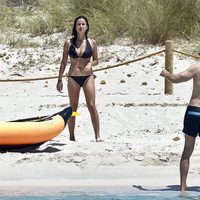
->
<box><xmin>0</xmin><ymin>5</ymin><xmax>16</xmax><ymax>29</ymax></box>
<box><xmin>24</xmin><ymin>16</ymin><xmax>53</xmax><ymax>35</ymax></box>
<box><xmin>126</xmin><ymin>0</ymin><xmax>200</xmax><ymax>44</ymax></box>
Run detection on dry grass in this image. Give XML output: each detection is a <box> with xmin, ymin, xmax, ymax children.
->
<box><xmin>1</xmin><ymin>0</ymin><xmax>200</xmax><ymax>45</ymax></box>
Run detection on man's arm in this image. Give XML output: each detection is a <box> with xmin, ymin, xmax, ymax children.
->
<box><xmin>160</xmin><ymin>65</ymin><xmax>196</xmax><ymax>83</ymax></box>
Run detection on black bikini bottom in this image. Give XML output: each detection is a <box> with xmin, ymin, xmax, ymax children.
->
<box><xmin>69</xmin><ymin>75</ymin><xmax>92</xmax><ymax>87</ymax></box>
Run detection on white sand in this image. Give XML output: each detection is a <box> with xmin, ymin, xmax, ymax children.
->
<box><xmin>0</xmin><ymin>37</ymin><xmax>200</xmax><ymax>194</ymax></box>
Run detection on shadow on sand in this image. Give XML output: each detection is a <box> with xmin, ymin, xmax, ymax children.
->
<box><xmin>23</xmin><ymin>142</ymin><xmax>66</xmax><ymax>153</ymax></box>
<box><xmin>132</xmin><ymin>184</ymin><xmax>200</xmax><ymax>192</ymax></box>
<box><xmin>0</xmin><ymin>141</ymin><xmax>66</xmax><ymax>154</ymax></box>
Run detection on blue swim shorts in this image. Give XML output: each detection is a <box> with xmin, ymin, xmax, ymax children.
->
<box><xmin>183</xmin><ymin>105</ymin><xmax>200</xmax><ymax>137</ymax></box>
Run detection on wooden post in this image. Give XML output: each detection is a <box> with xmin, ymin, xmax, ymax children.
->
<box><xmin>165</xmin><ymin>40</ymin><xmax>173</xmax><ymax>95</ymax></box>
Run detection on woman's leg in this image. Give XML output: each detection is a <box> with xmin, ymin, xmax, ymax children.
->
<box><xmin>67</xmin><ymin>77</ymin><xmax>81</xmax><ymax>141</ymax></box>
<box><xmin>83</xmin><ymin>77</ymin><xmax>101</xmax><ymax>141</ymax></box>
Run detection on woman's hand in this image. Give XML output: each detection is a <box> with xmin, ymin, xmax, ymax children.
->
<box><xmin>56</xmin><ymin>80</ymin><xmax>63</xmax><ymax>93</ymax></box>
<box><xmin>84</xmin><ymin>62</ymin><xmax>92</xmax><ymax>72</ymax></box>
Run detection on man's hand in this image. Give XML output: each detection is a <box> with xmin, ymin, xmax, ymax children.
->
<box><xmin>160</xmin><ymin>69</ymin><xmax>169</xmax><ymax>78</ymax></box>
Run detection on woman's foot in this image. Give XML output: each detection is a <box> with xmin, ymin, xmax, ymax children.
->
<box><xmin>96</xmin><ymin>137</ymin><xmax>103</xmax><ymax>142</ymax></box>
<box><xmin>70</xmin><ymin>135</ymin><xmax>76</xmax><ymax>141</ymax></box>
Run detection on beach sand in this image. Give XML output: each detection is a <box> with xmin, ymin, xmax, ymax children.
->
<box><xmin>0</xmin><ymin>36</ymin><xmax>200</xmax><ymax>194</ymax></box>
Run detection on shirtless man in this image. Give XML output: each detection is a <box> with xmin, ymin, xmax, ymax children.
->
<box><xmin>160</xmin><ymin>64</ymin><xmax>200</xmax><ymax>192</ymax></box>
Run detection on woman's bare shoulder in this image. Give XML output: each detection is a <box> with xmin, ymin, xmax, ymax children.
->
<box><xmin>63</xmin><ymin>39</ymin><xmax>72</xmax><ymax>50</ymax></box>
<box><xmin>88</xmin><ymin>38</ymin><xmax>97</xmax><ymax>48</ymax></box>
<box><xmin>89</xmin><ymin>38</ymin><xmax>96</xmax><ymax>43</ymax></box>
<box><xmin>64</xmin><ymin>39</ymin><xmax>71</xmax><ymax>45</ymax></box>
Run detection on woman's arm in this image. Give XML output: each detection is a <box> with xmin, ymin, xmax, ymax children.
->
<box><xmin>56</xmin><ymin>41</ymin><xmax>69</xmax><ymax>92</ymax></box>
<box><xmin>90</xmin><ymin>39</ymin><xmax>98</xmax><ymax>66</ymax></box>
<box><xmin>58</xmin><ymin>41</ymin><xmax>69</xmax><ymax>80</ymax></box>
<box><xmin>84</xmin><ymin>39</ymin><xmax>98</xmax><ymax>72</ymax></box>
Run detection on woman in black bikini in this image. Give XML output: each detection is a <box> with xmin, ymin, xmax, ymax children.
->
<box><xmin>56</xmin><ymin>16</ymin><xmax>101</xmax><ymax>142</ymax></box>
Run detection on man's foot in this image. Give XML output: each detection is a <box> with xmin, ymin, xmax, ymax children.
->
<box><xmin>179</xmin><ymin>190</ymin><xmax>189</xmax><ymax>197</ymax></box>
<box><xmin>180</xmin><ymin>185</ymin><xmax>187</xmax><ymax>193</ymax></box>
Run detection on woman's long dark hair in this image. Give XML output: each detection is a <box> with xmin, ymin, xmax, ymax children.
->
<box><xmin>71</xmin><ymin>16</ymin><xmax>89</xmax><ymax>45</ymax></box>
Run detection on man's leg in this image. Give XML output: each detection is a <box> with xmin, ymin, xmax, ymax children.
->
<box><xmin>180</xmin><ymin>134</ymin><xmax>196</xmax><ymax>192</ymax></box>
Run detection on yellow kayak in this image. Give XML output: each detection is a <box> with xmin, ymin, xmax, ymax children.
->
<box><xmin>0</xmin><ymin>107</ymin><xmax>72</xmax><ymax>152</ymax></box>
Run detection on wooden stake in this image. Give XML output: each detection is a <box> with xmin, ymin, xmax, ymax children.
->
<box><xmin>165</xmin><ymin>40</ymin><xmax>173</xmax><ymax>95</ymax></box>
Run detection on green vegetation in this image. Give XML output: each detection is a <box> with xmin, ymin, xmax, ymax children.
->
<box><xmin>0</xmin><ymin>0</ymin><xmax>200</xmax><ymax>45</ymax></box>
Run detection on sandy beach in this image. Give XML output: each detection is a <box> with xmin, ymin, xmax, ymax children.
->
<box><xmin>0</xmin><ymin>34</ymin><xmax>200</xmax><ymax>194</ymax></box>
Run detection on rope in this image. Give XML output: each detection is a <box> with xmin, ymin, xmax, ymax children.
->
<box><xmin>0</xmin><ymin>75</ymin><xmax>60</xmax><ymax>82</ymax></box>
<box><xmin>93</xmin><ymin>49</ymin><xmax>165</xmax><ymax>72</ymax></box>
<box><xmin>173</xmin><ymin>49</ymin><xmax>200</xmax><ymax>60</ymax></box>
<box><xmin>0</xmin><ymin>49</ymin><xmax>165</xmax><ymax>82</ymax></box>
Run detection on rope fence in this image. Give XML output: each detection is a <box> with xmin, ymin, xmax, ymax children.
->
<box><xmin>164</xmin><ymin>40</ymin><xmax>199</xmax><ymax>95</ymax></box>
<box><xmin>0</xmin><ymin>49</ymin><xmax>165</xmax><ymax>82</ymax></box>
<box><xmin>94</xmin><ymin>49</ymin><xmax>165</xmax><ymax>72</ymax></box>
<box><xmin>173</xmin><ymin>49</ymin><xmax>200</xmax><ymax>60</ymax></box>
<box><xmin>0</xmin><ymin>40</ymin><xmax>199</xmax><ymax>95</ymax></box>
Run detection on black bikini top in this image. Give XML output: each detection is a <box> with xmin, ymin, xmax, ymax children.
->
<box><xmin>68</xmin><ymin>38</ymin><xmax>93</xmax><ymax>58</ymax></box>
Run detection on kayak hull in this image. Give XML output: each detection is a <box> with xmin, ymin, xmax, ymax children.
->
<box><xmin>0</xmin><ymin>107</ymin><xmax>72</xmax><ymax>152</ymax></box>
